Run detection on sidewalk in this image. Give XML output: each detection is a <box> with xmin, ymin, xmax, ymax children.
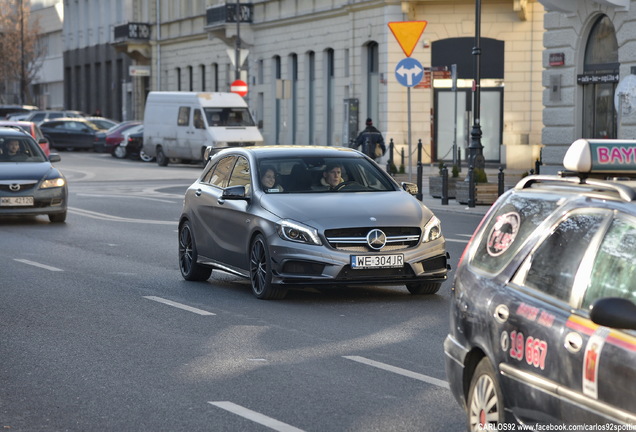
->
<box><xmin>390</xmin><ymin>164</ymin><xmax>526</xmax><ymax>216</ymax></box>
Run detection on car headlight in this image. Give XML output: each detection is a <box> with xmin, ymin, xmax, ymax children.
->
<box><xmin>277</xmin><ymin>219</ymin><xmax>322</xmax><ymax>245</ymax></box>
<box><xmin>422</xmin><ymin>215</ymin><xmax>442</xmax><ymax>243</ymax></box>
<box><xmin>41</xmin><ymin>178</ymin><xmax>66</xmax><ymax>189</ymax></box>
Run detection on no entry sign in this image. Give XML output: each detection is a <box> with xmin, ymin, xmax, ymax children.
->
<box><xmin>231</xmin><ymin>79</ymin><xmax>248</xmax><ymax>97</ymax></box>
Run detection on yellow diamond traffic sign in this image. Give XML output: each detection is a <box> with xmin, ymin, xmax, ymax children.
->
<box><xmin>388</xmin><ymin>21</ymin><xmax>428</xmax><ymax>57</ymax></box>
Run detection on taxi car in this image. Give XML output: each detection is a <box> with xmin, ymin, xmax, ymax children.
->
<box><xmin>0</xmin><ymin>127</ymin><xmax>67</xmax><ymax>223</ymax></box>
<box><xmin>179</xmin><ymin>145</ymin><xmax>449</xmax><ymax>299</ymax></box>
<box><xmin>445</xmin><ymin>138</ymin><xmax>636</xmax><ymax>429</ymax></box>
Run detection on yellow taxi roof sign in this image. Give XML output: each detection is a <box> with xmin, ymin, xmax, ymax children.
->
<box><xmin>388</xmin><ymin>21</ymin><xmax>428</xmax><ymax>57</ymax></box>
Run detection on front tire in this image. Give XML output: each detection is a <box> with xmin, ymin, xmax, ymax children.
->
<box><xmin>406</xmin><ymin>281</ymin><xmax>442</xmax><ymax>295</ymax></box>
<box><xmin>139</xmin><ymin>150</ymin><xmax>154</xmax><ymax>162</ymax></box>
<box><xmin>467</xmin><ymin>358</ymin><xmax>505</xmax><ymax>431</ymax></box>
<box><xmin>48</xmin><ymin>211</ymin><xmax>67</xmax><ymax>223</ymax></box>
<box><xmin>113</xmin><ymin>145</ymin><xmax>127</xmax><ymax>159</ymax></box>
<box><xmin>156</xmin><ymin>146</ymin><xmax>168</xmax><ymax>166</ymax></box>
<box><xmin>249</xmin><ymin>234</ymin><xmax>287</xmax><ymax>300</ymax></box>
<box><xmin>178</xmin><ymin>220</ymin><xmax>212</xmax><ymax>281</ymax></box>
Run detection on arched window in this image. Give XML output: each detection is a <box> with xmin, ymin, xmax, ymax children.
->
<box><xmin>581</xmin><ymin>15</ymin><xmax>619</xmax><ymax>139</ymax></box>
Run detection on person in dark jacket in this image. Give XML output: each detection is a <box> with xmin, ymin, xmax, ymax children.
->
<box><xmin>354</xmin><ymin>118</ymin><xmax>386</xmax><ymax>160</ymax></box>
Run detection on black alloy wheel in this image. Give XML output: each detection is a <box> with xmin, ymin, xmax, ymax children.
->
<box><xmin>178</xmin><ymin>220</ymin><xmax>212</xmax><ymax>281</ymax></box>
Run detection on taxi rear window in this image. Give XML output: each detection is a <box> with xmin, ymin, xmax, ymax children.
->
<box><xmin>470</xmin><ymin>192</ymin><xmax>561</xmax><ymax>274</ymax></box>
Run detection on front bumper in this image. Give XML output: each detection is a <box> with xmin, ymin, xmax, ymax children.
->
<box><xmin>0</xmin><ymin>188</ymin><xmax>67</xmax><ymax>217</ymax></box>
<box><xmin>267</xmin><ymin>234</ymin><xmax>449</xmax><ymax>286</ymax></box>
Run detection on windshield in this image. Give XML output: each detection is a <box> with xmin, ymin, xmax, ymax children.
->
<box><xmin>0</xmin><ymin>136</ymin><xmax>47</xmax><ymax>162</ymax></box>
<box><xmin>257</xmin><ymin>156</ymin><xmax>396</xmax><ymax>193</ymax></box>
<box><xmin>203</xmin><ymin>107</ymin><xmax>256</xmax><ymax>127</ymax></box>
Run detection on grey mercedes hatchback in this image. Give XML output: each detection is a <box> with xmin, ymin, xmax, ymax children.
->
<box><xmin>178</xmin><ymin>145</ymin><xmax>449</xmax><ymax>299</ymax></box>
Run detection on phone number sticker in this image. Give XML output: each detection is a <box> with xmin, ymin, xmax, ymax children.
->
<box><xmin>506</xmin><ymin>330</ymin><xmax>548</xmax><ymax>370</ymax></box>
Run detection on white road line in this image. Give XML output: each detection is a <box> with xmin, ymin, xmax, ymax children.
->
<box><xmin>75</xmin><ymin>193</ymin><xmax>177</xmax><ymax>204</ymax></box>
<box><xmin>143</xmin><ymin>296</ymin><xmax>215</xmax><ymax>316</ymax></box>
<box><xmin>13</xmin><ymin>259</ymin><xmax>63</xmax><ymax>272</ymax></box>
<box><xmin>445</xmin><ymin>238</ymin><xmax>469</xmax><ymax>244</ymax></box>
<box><xmin>343</xmin><ymin>356</ymin><xmax>450</xmax><ymax>389</ymax></box>
<box><xmin>208</xmin><ymin>401</ymin><xmax>306</xmax><ymax>432</ymax></box>
<box><xmin>68</xmin><ymin>207</ymin><xmax>176</xmax><ymax>225</ymax></box>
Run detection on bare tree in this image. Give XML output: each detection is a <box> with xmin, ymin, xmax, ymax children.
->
<box><xmin>0</xmin><ymin>0</ymin><xmax>45</xmax><ymax>105</ymax></box>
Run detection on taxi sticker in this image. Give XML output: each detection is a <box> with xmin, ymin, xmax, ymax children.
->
<box><xmin>516</xmin><ymin>303</ymin><xmax>556</xmax><ymax>328</ymax></box>
<box><xmin>486</xmin><ymin>212</ymin><xmax>520</xmax><ymax>256</ymax></box>
<box><xmin>506</xmin><ymin>330</ymin><xmax>548</xmax><ymax>370</ymax></box>
<box><xmin>583</xmin><ymin>327</ymin><xmax>609</xmax><ymax>399</ymax></box>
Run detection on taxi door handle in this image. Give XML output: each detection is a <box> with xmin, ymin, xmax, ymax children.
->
<box><xmin>564</xmin><ymin>332</ymin><xmax>583</xmax><ymax>353</ymax></box>
<box><xmin>494</xmin><ymin>305</ymin><xmax>509</xmax><ymax>324</ymax></box>
<box><xmin>195</xmin><ymin>189</ymin><xmax>202</xmax><ymax>197</ymax></box>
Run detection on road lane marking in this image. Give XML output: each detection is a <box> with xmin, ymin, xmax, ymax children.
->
<box><xmin>14</xmin><ymin>259</ymin><xmax>63</xmax><ymax>272</ymax></box>
<box><xmin>343</xmin><ymin>355</ymin><xmax>449</xmax><ymax>389</ymax></box>
<box><xmin>68</xmin><ymin>207</ymin><xmax>176</xmax><ymax>225</ymax></box>
<box><xmin>143</xmin><ymin>296</ymin><xmax>215</xmax><ymax>316</ymax></box>
<box><xmin>208</xmin><ymin>401</ymin><xmax>305</xmax><ymax>432</ymax></box>
<box><xmin>445</xmin><ymin>238</ymin><xmax>469</xmax><ymax>244</ymax></box>
<box><xmin>76</xmin><ymin>193</ymin><xmax>177</xmax><ymax>204</ymax></box>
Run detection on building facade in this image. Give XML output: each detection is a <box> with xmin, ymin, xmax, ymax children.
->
<box><xmin>62</xmin><ymin>0</ymin><xmax>546</xmax><ymax>170</ymax></box>
<box><xmin>539</xmin><ymin>0</ymin><xmax>635</xmax><ymax>172</ymax></box>
<box><xmin>31</xmin><ymin>0</ymin><xmax>64</xmax><ymax>110</ymax></box>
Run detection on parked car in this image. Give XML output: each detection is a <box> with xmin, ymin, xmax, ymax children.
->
<box><xmin>39</xmin><ymin>118</ymin><xmax>107</xmax><ymax>151</ymax></box>
<box><xmin>0</xmin><ymin>105</ymin><xmax>39</xmax><ymax>120</ymax></box>
<box><xmin>0</xmin><ymin>127</ymin><xmax>67</xmax><ymax>223</ymax></box>
<box><xmin>85</xmin><ymin>116</ymin><xmax>118</xmax><ymax>131</ymax></box>
<box><xmin>115</xmin><ymin>124</ymin><xmax>151</xmax><ymax>160</ymax></box>
<box><xmin>0</xmin><ymin>120</ymin><xmax>50</xmax><ymax>156</ymax></box>
<box><xmin>97</xmin><ymin>120</ymin><xmax>141</xmax><ymax>155</ymax></box>
<box><xmin>25</xmin><ymin>110</ymin><xmax>85</xmax><ymax>125</ymax></box>
<box><xmin>178</xmin><ymin>145</ymin><xmax>449</xmax><ymax>299</ymax></box>
<box><xmin>445</xmin><ymin>138</ymin><xmax>636</xmax><ymax>429</ymax></box>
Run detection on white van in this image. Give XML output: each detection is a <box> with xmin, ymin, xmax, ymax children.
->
<box><xmin>142</xmin><ymin>91</ymin><xmax>263</xmax><ymax>166</ymax></box>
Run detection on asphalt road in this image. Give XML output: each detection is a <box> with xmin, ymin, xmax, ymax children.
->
<box><xmin>0</xmin><ymin>153</ymin><xmax>484</xmax><ymax>431</ymax></box>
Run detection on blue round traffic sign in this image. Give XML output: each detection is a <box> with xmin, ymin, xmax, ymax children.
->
<box><xmin>395</xmin><ymin>58</ymin><xmax>424</xmax><ymax>87</ymax></box>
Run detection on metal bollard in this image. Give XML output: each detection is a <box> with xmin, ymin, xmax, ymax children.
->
<box><xmin>441</xmin><ymin>164</ymin><xmax>449</xmax><ymax>205</ymax></box>
<box><xmin>535</xmin><ymin>159</ymin><xmax>542</xmax><ymax>175</ymax></box>
<box><xmin>387</xmin><ymin>138</ymin><xmax>395</xmax><ymax>174</ymax></box>
<box><xmin>498</xmin><ymin>166</ymin><xmax>505</xmax><ymax>196</ymax></box>
<box><xmin>417</xmin><ymin>139</ymin><xmax>423</xmax><ymax>164</ymax></box>
<box><xmin>468</xmin><ymin>165</ymin><xmax>475</xmax><ymax>208</ymax></box>
<box><xmin>416</xmin><ymin>162</ymin><xmax>423</xmax><ymax>201</ymax></box>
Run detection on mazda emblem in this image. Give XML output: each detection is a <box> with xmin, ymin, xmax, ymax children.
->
<box><xmin>366</xmin><ymin>229</ymin><xmax>387</xmax><ymax>250</ymax></box>
<box><xmin>9</xmin><ymin>183</ymin><xmax>21</xmax><ymax>192</ymax></box>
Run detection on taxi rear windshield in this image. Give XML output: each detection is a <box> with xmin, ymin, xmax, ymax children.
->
<box><xmin>470</xmin><ymin>192</ymin><xmax>561</xmax><ymax>274</ymax></box>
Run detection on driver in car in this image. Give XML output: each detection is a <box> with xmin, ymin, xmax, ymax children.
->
<box><xmin>318</xmin><ymin>163</ymin><xmax>346</xmax><ymax>191</ymax></box>
<box><xmin>0</xmin><ymin>139</ymin><xmax>27</xmax><ymax>161</ymax></box>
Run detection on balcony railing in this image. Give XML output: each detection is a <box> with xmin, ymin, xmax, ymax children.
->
<box><xmin>114</xmin><ymin>22</ymin><xmax>151</xmax><ymax>41</ymax></box>
<box><xmin>206</xmin><ymin>3</ymin><xmax>253</xmax><ymax>26</ymax></box>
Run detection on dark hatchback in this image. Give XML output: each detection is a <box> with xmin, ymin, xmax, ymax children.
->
<box><xmin>39</xmin><ymin>118</ymin><xmax>107</xmax><ymax>151</ymax></box>
<box><xmin>444</xmin><ymin>139</ymin><xmax>636</xmax><ymax>429</ymax></box>
<box><xmin>0</xmin><ymin>127</ymin><xmax>67</xmax><ymax>223</ymax></box>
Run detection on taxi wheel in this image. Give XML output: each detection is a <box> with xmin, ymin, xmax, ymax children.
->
<box><xmin>467</xmin><ymin>358</ymin><xmax>505</xmax><ymax>431</ymax></box>
<box><xmin>249</xmin><ymin>234</ymin><xmax>287</xmax><ymax>300</ymax></box>
<box><xmin>405</xmin><ymin>282</ymin><xmax>441</xmax><ymax>295</ymax></box>
<box><xmin>178</xmin><ymin>221</ymin><xmax>212</xmax><ymax>281</ymax></box>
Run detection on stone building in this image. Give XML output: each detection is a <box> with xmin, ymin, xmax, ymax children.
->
<box><xmin>61</xmin><ymin>0</ymin><xmax>547</xmax><ymax>170</ymax></box>
<box><xmin>538</xmin><ymin>0</ymin><xmax>635</xmax><ymax>172</ymax></box>
<box><xmin>31</xmin><ymin>0</ymin><xmax>64</xmax><ymax>110</ymax></box>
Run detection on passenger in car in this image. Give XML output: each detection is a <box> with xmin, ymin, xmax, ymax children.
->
<box><xmin>260</xmin><ymin>166</ymin><xmax>284</xmax><ymax>192</ymax></box>
<box><xmin>0</xmin><ymin>139</ymin><xmax>27</xmax><ymax>161</ymax></box>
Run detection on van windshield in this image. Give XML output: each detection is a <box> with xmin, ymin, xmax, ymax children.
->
<box><xmin>203</xmin><ymin>108</ymin><xmax>255</xmax><ymax>127</ymax></box>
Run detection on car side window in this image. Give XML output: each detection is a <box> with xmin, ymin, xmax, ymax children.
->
<box><xmin>470</xmin><ymin>193</ymin><xmax>561</xmax><ymax>274</ymax></box>
<box><xmin>227</xmin><ymin>156</ymin><xmax>251</xmax><ymax>189</ymax></box>
<box><xmin>193</xmin><ymin>109</ymin><xmax>205</xmax><ymax>129</ymax></box>
<box><xmin>178</xmin><ymin>107</ymin><xmax>190</xmax><ymax>126</ymax></box>
<box><xmin>582</xmin><ymin>215</ymin><xmax>636</xmax><ymax>309</ymax></box>
<box><xmin>205</xmin><ymin>156</ymin><xmax>235</xmax><ymax>188</ymax></box>
<box><xmin>519</xmin><ymin>213</ymin><xmax>605</xmax><ymax>302</ymax></box>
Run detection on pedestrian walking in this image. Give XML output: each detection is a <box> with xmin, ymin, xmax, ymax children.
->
<box><xmin>353</xmin><ymin>118</ymin><xmax>386</xmax><ymax>161</ymax></box>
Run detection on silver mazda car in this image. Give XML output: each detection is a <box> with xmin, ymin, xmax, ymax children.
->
<box><xmin>178</xmin><ymin>146</ymin><xmax>449</xmax><ymax>299</ymax></box>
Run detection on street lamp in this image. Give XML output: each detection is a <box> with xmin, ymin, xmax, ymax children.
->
<box><xmin>469</xmin><ymin>0</ymin><xmax>485</xmax><ymax>173</ymax></box>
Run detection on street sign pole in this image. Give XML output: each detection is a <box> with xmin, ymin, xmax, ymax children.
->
<box><xmin>408</xmin><ymin>86</ymin><xmax>412</xmax><ymax>181</ymax></box>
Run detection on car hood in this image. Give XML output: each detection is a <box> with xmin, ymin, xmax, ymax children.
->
<box><xmin>259</xmin><ymin>191</ymin><xmax>433</xmax><ymax>229</ymax></box>
<box><xmin>0</xmin><ymin>162</ymin><xmax>61</xmax><ymax>181</ymax></box>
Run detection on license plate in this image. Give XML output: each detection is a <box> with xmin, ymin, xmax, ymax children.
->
<box><xmin>0</xmin><ymin>196</ymin><xmax>34</xmax><ymax>206</ymax></box>
<box><xmin>351</xmin><ymin>254</ymin><xmax>404</xmax><ymax>269</ymax></box>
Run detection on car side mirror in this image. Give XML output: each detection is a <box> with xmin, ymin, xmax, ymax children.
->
<box><xmin>221</xmin><ymin>185</ymin><xmax>248</xmax><ymax>200</ymax></box>
<box><xmin>38</xmin><ymin>138</ymin><xmax>49</xmax><ymax>144</ymax></box>
<box><xmin>401</xmin><ymin>182</ymin><xmax>418</xmax><ymax>196</ymax></box>
<box><xmin>590</xmin><ymin>297</ymin><xmax>636</xmax><ymax>330</ymax></box>
<box><xmin>49</xmin><ymin>153</ymin><xmax>61</xmax><ymax>162</ymax></box>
